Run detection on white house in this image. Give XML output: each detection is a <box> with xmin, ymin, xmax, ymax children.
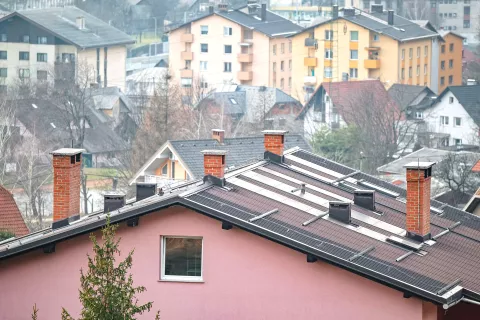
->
<box><xmin>419</xmin><ymin>85</ymin><xmax>480</xmax><ymax>147</ymax></box>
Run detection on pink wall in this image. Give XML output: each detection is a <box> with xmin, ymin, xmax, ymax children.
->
<box><xmin>0</xmin><ymin>206</ymin><xmax>432</xmax><ymax>319</ymax></box>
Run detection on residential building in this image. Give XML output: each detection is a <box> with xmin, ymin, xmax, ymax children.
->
<box><xmin>352</xmin><ymin>0</ymin><xmax>399</xmax><ymax>12</ymax></box>
<box><xmin>297</xmin><ymin>79</ymin><xmax>394</xmax><ymax>138</ymax></box>
<box><xmin>1</xmin><ymin>133</ymin><xmax>480</xmax><ymax>319</ymax></box>
<box><xmin>415</xmin><ymin>85</ymin><xmax>480</xmax><ymax>148</ymax></box>
<box><xmin>129</xmin><ymin>129</ymin><xmax>310</xmax><ymax>185</ymax></box>
<box><xmin>0</xmin><ymin>7</ymin><xmax>134</xmax><ymax>92</ymax></box>
<box><xmin>168</xmin><ymin>2</ymin><xmax>302</xmax><ymax>94</ymax></box>
<box><xmin>196</xmin><ymin>84</ymin><xmax>303</xmax><ymax>134</ymax></box>
<box><xmin>0</xmin><ymin>185</ymin><xmax>29</xmax><ymax>237</ymax></box>
<box><xmin>290</xmin><ymin>6</ymin><xmax>438</xmax><ymax>103</ymax></box>
<box><xmin>126</xmin><ymin>67</ymin><xmax>168</xmax><ymax>96</ymax></box>
<box><xmin>269</xmin><ymin>0</ymin><xmax>336</xmax><ymax>26</ymax></box>
<box><xmin>434</xmin><ymin>0</ymin><xmax>479</xmax><ymax>45</ymax></box>
<box><xmin>438</xmin><ymin>31</ymin><xmax>464</xmax><ymax>92</ymax></box>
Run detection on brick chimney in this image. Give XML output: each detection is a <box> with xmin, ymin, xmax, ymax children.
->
<box><xmin>404</xmin><ymin>162</ymin><xmax>435</xmax><ymax>241</ymax></box>
<box><xmin>212</xmin><ymin>129</ymin><xmax>225</xmax><ymax>144</ymax></box>
<box><xmin>263</xmin><ymin>130</ymin><xmax>288</xmax><ymax>156</ymax></box>
<box><xmin>202</xmin><ymin>150</ymin><xmax>227</xmax><ymax>178</ymax></box>
<box><xmin>51</xmin><ymin>148</ymin><xmax>84</xmax><ymax>222</ymax></box>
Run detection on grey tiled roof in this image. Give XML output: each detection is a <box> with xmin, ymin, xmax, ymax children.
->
<box><xmin>9</xmin><ymin>7</ymin><xmax>135</xmax><ymax>48</ymax></box>
<box><xmin>377</xmin><ymin>148</ymin><xmax>451</xmax><ymax>174</ymax></box>
<box><xmin>169</xmin><ymin>9</ymin><xmax>302</xmax><ymax>37</ymax></box>
<box><xmin>388</xmin><ymin>84</ymin><xmax>435</xmax><ymax>109</ymax></box>
<box><xmin>170</xmin><ymin>135</ymin><xmax>311</xmax><ymax>178</ymax></box>
<box><xmin>300</xmin><ymin>11</ymin><xmax>437</xmax><ymax>42</ymax></box>
<box><xmin>444</xmin><ymin>85</ymin><xmax>480</xmax><ymax>126</ymax></box>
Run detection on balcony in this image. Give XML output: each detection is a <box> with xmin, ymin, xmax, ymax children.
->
<box><xmin>305</xmin><ymin>38</ymin><xmax>317</xmax><ymax>47</ymax></box>
<box><xmin>181</xmin><ymin>51</ymin><xmax>193</xmax><ymax>60</ymax></box>
<box><xmin>180</xmin><ymin>69</ymin><xmax>193</xmax><ymax>78</ymax></box>
<box><xmin>364</xmin><ymin>59</ymin><xmax>381</xmax><ymax>69</ymax></box>
<box><xmin>304</xmin><ymin>76</ymin><xmax>316</xmax><ymax>85</ymax></box>
<box><xmin>304</xmin><ymin>57</ymin><xmax>317</xmax><ymax>67</ymax></box>
<box><xmin>180</xmin><ymin>33</ymin><xmax>194</xmax><ymax>43</ymax></box>
<box><xmin>237</xmin><ymin>71</ymin><xmax>253</xmax><ymax>81</ymax></box>
<box><xmin>238</xmin><ymin>53</ymin><xmax>253</xmax><ymax>63</ymax></box>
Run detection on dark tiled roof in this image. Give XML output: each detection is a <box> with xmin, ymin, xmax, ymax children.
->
<box><xmin>170</xmin><ymin>9</ymin><xmax>302</xmax><ymax>37</ymax></box>
<box><xmin>444</xmin><ymin>86</ymin><xmax>480</xmax><ymax>127</ymax></box>
<box><xmin>170</xmin><ymin>135</ymin><xmax>311</xmax><ymax>178</ymax></box>
<box><xmin>2</xmin><ymin>148</ymin><xmax>480</xmax><ymax>307</ymax></box>
<box><xmin>300</xmin><ymin>11</ymin><xmax>437</xmax><ymax>42</ymax></box>
<box><xmin>5</xmin><ymin>7</ymin><xmax>135</xmax><ymax>48</ymax></box>
<box><xmin>0</xmin><ymin>186</ymin><xmax>29</xmax><ymax>237</ymax></box>
<box><xmin>387</xmin><ymin>84</ymin><xmax>433</xmax><ymax>109</ymax></box>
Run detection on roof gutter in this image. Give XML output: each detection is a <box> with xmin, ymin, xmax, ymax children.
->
<box><xmin>443</xmin><ymin>297</ymin><xmax>480</xmax><ymax>310</ymax></box>
<box><xmin>400</xmin><ymin>34</ymin><xmax>439</xmax><ymax>42</ymax></box>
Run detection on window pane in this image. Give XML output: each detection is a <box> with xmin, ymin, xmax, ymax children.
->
<box><xmin>164</xmin><ymin>238</ymin><xmax>202</xmax><ymax>277</ymax></box>
<box><xmin>350</xmin><ymin>31</ymin><xmax>358</xmax><ymax>41</ymax></box>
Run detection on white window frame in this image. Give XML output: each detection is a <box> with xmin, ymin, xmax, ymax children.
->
<box><xmin>350</xmin><ymin>49</ymin><xmax>358</xmax><ymax>60</ymax></box>
<box><xmin>449</xmin><ymin>97</ymin><xmax>454</xmax><ymax>104</ymax></box>
<box><xmin>325</xmin><ymin>30</ymin><xmax>333</xmax><ymax>40</ymax></box>
<box><xmin>349</xmin><ymin>68</ymin><xmax>358</xmax><ymax>78</ymax></box>
<box><xmin>325</xmin><ymin>49</ymin><xmax>333</xmax><ymax>59</ymax></box>
<box><xmin>200</xmin><ymin>25</ymin><xmax>208</xmax><ymax>35</ymax></box>
<box><xmin>224</xmin><ymin>45</ymin><xmax>232</xmax><ymax>54</ymax></box>
<box><xmin>440</xmin><ymin>116</ymin><xmax>449</xmax><ymax>125</ymax></box>
<box><xmin>160</xmin><ymin>236</ymin><xmax>203</xmax><ymax>282</ymax></box>
<box><xmin>224</xmin><ymin>62</ymin><xmax>232</xmax><ymax>72</ymax></box>
<box><xmin>224</xmin><ymin>26</ymin><xmax>233</xmax><ymax>36</ymax></box>
<box><xmin>200</xmin><ymin>61</ymin><xmax>208</xmax><ymax>71</ymax></box>
<box><xmin>454</xmin><ymin>117</ymin><xmax>462</xmax><ymax>127</ymax></box>
<box><xmin>324</xmin><ymin>67</ymin><xmax>332</xmax><ymax>78</ymax></box>
<box><xmin>415</xmin><ymin>111</ymin><xmax>423</xmax><ymax>119</ymax></box>
<box><xmin>373</xmin><ymin>34</ymin><xmax>379</xmax><ymax>41</ymax></box>
<box><xmin>350</xmin><ymin>31</ymin><xmax>359</xmax><ymax>41</ymax></box>
<box><xmin>200</xmin><ymin>43</ymin><xmax>208</xmax><ymax>53</ymax></box>
<box><xmin>454</xmin><ymin>138</ymin><xmax>462</xmax><ymax>146</ymax></box>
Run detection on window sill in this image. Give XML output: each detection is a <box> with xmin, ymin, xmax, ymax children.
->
<box><xmin>159</xmin><ymin>278</ymin><xmax>204</xmax><ymax>283</ymax></box>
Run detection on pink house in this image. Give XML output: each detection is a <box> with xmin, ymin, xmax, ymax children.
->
<box><xmin>1</xmin><ymin>131</ymin><xmax>480</xmax><ymax>319</ymax></box>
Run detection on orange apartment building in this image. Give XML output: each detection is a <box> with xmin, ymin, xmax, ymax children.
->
<box><xmin>168</xmin><ymin>2</ymin><xmax>302</xmax><ymax>94</ymax></box>
<box><xmin>438</xmin><ymin>31</ymin><xmax>464</xmax><ymax>93</ymax></box>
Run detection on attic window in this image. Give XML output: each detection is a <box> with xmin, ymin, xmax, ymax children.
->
<box><xmin>229</xmin><ymin>98</ymin><xmax>238</xmax><ymax>104</ymax></box>
<box><xmin>32</xmin><ymin>103</ymin><xmax>38</xmax><ymax>109</ymax></box>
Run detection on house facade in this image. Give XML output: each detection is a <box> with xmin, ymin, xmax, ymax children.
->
<box><xmin>1</xmin><ymin>133</ymin><xmax>479</xmax><ymax>319</ymax></box>
<box><xmin>438</xmin><ymin>31</ymin><xmax>464</xmax><ymax>93</ymax></box>
<box><xmin>290</xmin><ymin>6</ymin><xmax>438</xmax><ymax>103</ymax></box>
<box><xmin>0</xmin><ymin>7</ymin><xmax>134</xmax><ymax>92</ymax></box>
<box><xmin>168</xmin><ymin>2</ymin><xmax>302</xmax><ymax>94</ymax></box>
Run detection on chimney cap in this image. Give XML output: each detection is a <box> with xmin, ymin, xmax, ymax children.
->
<box><xmin>212</xmin><ymin>129</ymin><xmax>225</xmax><ymax>132</ymax></box>
<box><xmin>201</xmin><ymin>149</ymin><xmax>227</xmax><ymax>155</ymax></box>
<box><xmin>404</xmin><ymin>161</ymin><xmax>436</xmax><ymax>170</ymax></box>
<box><xmin>262</xmin><ymin>130</ymin><xmax>289</xmax><ymax>135</ymax></box>
<box><xmin>50</xmin><ymin>148</ymin><xmax>85</xmax><ymax>156</ymax></box>
<box><xmin>104</xmin><ymin>191</ymin><xmax>126</xmax><ymax>197</ymax></box>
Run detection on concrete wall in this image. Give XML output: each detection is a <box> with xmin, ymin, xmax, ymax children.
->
<box><xmin>0</xmin><ymin>205</ymin><xmax>434</xmax><ymax>320</ymax></box>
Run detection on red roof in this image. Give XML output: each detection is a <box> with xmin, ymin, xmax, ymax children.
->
<box><xmin>472</xmin><ymin>160</ymin><xmax>480</xmax><ymax>172</ymax></box>
<box><xmin>0</xmin><ymin>185</ymin><xmax>29</xmax><ymax>237</ymax></box>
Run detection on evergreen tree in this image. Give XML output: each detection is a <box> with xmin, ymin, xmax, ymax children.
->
<box><xmin>61</xmin><ymin>217</ymin><xmax>159</xmax><ymax>320</ymax></box>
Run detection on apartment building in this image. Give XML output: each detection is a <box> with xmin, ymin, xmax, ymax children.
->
<box><xmin>290</xmin><ymin>6</ymin><xmax>439</xmax><ymax>103</ymax></box>
<box><xmin>433</xmin><ymin>0</ymin><xmax>479</xmax><ymax>44</ymax></box>
<box><xmin>168</xmin><ymin>2</ymin><xmax>302</xmax><ymax>94</ymax></box>
<box><xmin>438</xmin><ymin>31</ymin><xmax>464</xmax><ymax>92</ymax></box>
<box><xmin>0</xmin><ymin>7</ymin><xmax>134</xmax><ymax>92</ymax></box>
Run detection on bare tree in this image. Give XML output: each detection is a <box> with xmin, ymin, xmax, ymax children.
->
<box><xmin>0</xmin><ymin>95</ymin><xmax>18</xmax><ymax>185</ymax></box>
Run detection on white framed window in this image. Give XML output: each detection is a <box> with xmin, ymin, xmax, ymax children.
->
<box><xmin>449</xmin><ymin>96</ymin><xmax>454</xmax><ymax>104</ymax></box>
<box><xmin>161</xmin><ymin>236</ymin><xmax>203</xmax><ymax>282</ymax></box>
<box><xmin>325</xmin><ymin>30</ymin><xmax>333</xmax><ymax>40</ymax></box>
<box><xmin>440</xmin><ymin>116</ymin><xmax>449</xmax><ymax>125</ymax></box>
<box><xmin>200</xmin><ymin>61</ymin><xmax>208</xmax><ymax>71</ymax></box>
<box><xmin>454</xmin><ymin>117</ymin><xmax>462</xmax><ymax>126</ymax></box>
<box><xmin>200</xmin><ymin>81</ymin><xmax>208</xmax><ymax>89</ymax></box>
<box><xmin>454</xmin><ymin>138</ymin><xmax>462</xmax><ymax>145</ymax></box>
<box><xmin>373</xmin><ymin>34</ymin><xmax>379</xmax><ymax>41</ymax></box>
<box><xmin>350</xmin><ymin>31</ymin><xmax>358</xmax><ymax>41</ymax></box>
<box><xmin>37</xmin><ymin>36</ymin><xmax>47</xmax><ymax>44</ymax></box>
<box><xmin>200</xmin><ymin>25</ymin><xmax>208</xmax><ymax>35</ymax></box>
<box><xmin>19</xmin><ymin>68</ymin><xmax>30</xmax><ymax>78</ymax></box>
<box><xmin>224</xmin><ymin>27</ymin><xmax>233</xmax><ymax>36</ymax></box>
<box><xmin>350</xmin><ymin>50</ymin><xmax>358</xmax><ymax>60</ymax></box>
<box><xmin>415</xmin><ymin>111</ymin><xmax>423</xmax><ymax>119</ymax></box>
<box><xmin>325</xmin><ymin>49</ymin><xmax>333</xmax><ymax>59</ymax></box>
<box><xmin>224</xmin><ymin>45</ymin><xmax>232</xmax><ymax>54</ymax></box>
<box><xmin>181</xmin><ymin>78</ymin><xmax>192</xmax><ymax>88</ymax></box>
<box><xmin>324</xmin><ymin>67</ymin><xmax>332</xmax><ymax>78</ymax></box>
<box><xmin>349</xmin><ymin>68</ymin><xmax>358</xmax><ymax>78</ymax></box>
<box><xmin>200</xmin><ymin>43</ymin><xmax>208</xmax><ymax>53</ymax></box>
<box><xmin>224</xmin><ymin>62</ymin><xmax>232</xmax><ymax>72</ymax></box>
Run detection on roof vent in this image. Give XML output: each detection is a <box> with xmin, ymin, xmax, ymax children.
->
<box><xmin>371</xmin><ymin>4</ymin><xmax>383</xmax><ymax>13</ymax></box>
<box><xmin>136</xmin><ymin>182</ymin><xmax>157</xmax><ymax>201</ymax></box>
<box><xmin>388</xmin><ymin>10</ymin><xmax>394</xmax><ymax>25</ymax></box>
<box><xmin>354</xmin><ymin>190</ymin><xmax>375</xmax><ymax>211</ymax></box>
<box><xmin>329</xmin><ymin>201</ymin><xmax>351</xmax><ymax>224</ymax></box>
<box><xmin>76</xmin><ymin>16</ymin><xmax>85</xmax><ymax>30</ymax></box>
<box><xmin>104</xmin><ymin>193</ymin><xmax>126</xmax><ymax>213</ymax></box>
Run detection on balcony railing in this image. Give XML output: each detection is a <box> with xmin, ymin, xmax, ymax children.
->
<box><xmin>237</xmin><ymin>71</ymin><xmax>253</xmax><ymax>80</ymax></box>
<box><xmin>238</xmin><ymin>53</ymin><xmax>253</xmax><ymax>63</ymax></box>
<box><xmin>181</xmin><ymin>51</ymin><xmax>193</xmax><ymax>60</ymax></box>
<box><xmin>180</xmin><ymin>33</ymin><xmax>194</xmax><ymax>43</ymax></box>
<box><xmin>304</xmin><ymin>57</ymin><xmax>317</xmax><ymax>67</ymax></box>
<box><xmin>364</xmin><ymin>59</ymin><xmax>381</xmax><ymax>69</ymax></box>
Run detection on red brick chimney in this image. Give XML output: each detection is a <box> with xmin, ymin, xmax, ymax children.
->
<box><xmin>201</xmin><ymin>150</ymin><xmax>227</xmax><ymax>178</ymax></box>
<box><xmin>404</xmin><ymin>162</ymin><xmax>435</xmax><ymax>241</ymax></box>
<box><xmin>212</xmin><ymin>129</ymin><xmax>225</xmax><ymax>144</ymax></box>
<box><xmin>51</xmin><ymin>148</ymin><xmax>84</xmax><ymax>222</ymax></box>
<box><xmin>263</xmin><ymin>130</ymin><xmax>288</xmax><ymax>156</ymax></box>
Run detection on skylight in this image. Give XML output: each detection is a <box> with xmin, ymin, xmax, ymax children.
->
<box><xmin>32</xmin><ymin>104</ymin><xmax>38</xmax><ymax>109</ymax></box>
<box><xmin>229</xmin><ymin>98</ymin><xmax>238</xmax><ymax>105</ymax></box>
<box><xmin>50</xmin><ymin>123</ymin><xmax>56</xmax><ymax>128</ymax></box>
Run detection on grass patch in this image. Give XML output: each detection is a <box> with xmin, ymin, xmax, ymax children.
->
<box><xmin>83</xmin><ymin>168</ymin><xmax>118</xmax><ymax>181</ymax></box>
